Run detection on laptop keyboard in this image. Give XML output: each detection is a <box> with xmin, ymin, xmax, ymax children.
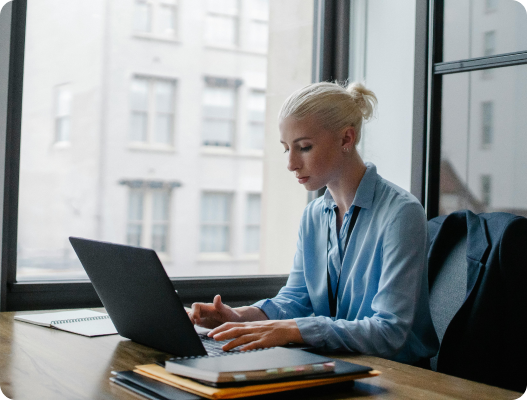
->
<box><xmin>199</xmin><ymin>334</ymin><xmax>243</xmax><ymax>357</ymax></box>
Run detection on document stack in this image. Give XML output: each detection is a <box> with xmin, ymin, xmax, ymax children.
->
<box><xmin>110</xmin><ymin>347</ymin><xmax>380</xmax><ymax>399</ymax></box>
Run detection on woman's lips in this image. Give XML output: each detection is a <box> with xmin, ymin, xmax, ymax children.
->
<box><xmin>297</xmin><ymin>176</ymin><xmax>309</xmax><ymax>184</ymax></box>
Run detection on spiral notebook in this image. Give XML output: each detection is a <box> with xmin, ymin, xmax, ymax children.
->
<box><xmin>14</xmin><ymin>309</ymin><xmax>118</xmax><ymax>337</ymax></box>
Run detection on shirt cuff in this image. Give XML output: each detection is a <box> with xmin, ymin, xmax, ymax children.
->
<box><xmin>294</xmin><ymin>316</ymin><xmax>325</xmax><ymax>348</ymax></box>
<box><xmin>251</xmin><ymin>299</ymin><xmax>283</xmax><ymax>320</ymax></box>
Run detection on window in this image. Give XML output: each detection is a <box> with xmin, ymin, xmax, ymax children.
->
<box><xmin>55</xmin><ymin>84</ymin><xmax>71</xmax><ymax>143</ymax></box>
<box><xmin>127</xmin><ymin>188</ymin><xmax>170</xmax><ymax>254</ymax></box>
<box><xmin>134</xmin><ymin>0</ymin><xmax>178</xmax><ymax>38</ymax></box>
<box><xmin>245</xmin><ymin>194</ymin><xmax>261</xmax><ymax>253</ymax></box>
<box><xmin>483</xmin><ymin>31</ymin><xmax>496</xmax><ymax>56</ymax></box>
<box><xmin>481</xmin><ymin>101</ymin><xmax>493</xmax><ymax>147</ymax></box>
<box><xmin>4</xmin><ymin>0</ymin><xmax>314</xmax><ymax>309</ymax></box>
<box><xmin>130</xmin><ymin>77</ymin><xmax>176</xmax><ymax>146</ymax></box>
<box><xmin>202</xmin><ymin>79</ymin><xmax>238</xmax><ymax>147</ymax></box>
<box><xmin>246</xmin><ymin>90</ymin><xmax>265</xmax><ymax>150</ymax></box>
<box><xmin>430</xmin><ymin>0</ymin><xmax>527</xmax><ymax>219</ymax></box>
<box><xmin>246</xmin><ymin>0</ymin><xmax>269</xmax><ymax>51</ymax></box>
<box><xmin>200</xmin><ymin>193</ymin><xmax>232</xmax><ymax>253</ymax></box>
<box><xmin>485</xmin><ymin>0</ymin><xmax>498</xmax><ymax>13</ymax></box>
<box><xmin>481</xmin><ymin>175</ymin><xmax>492</xmax><ymax>207</ymax></box>
<box><xmin>134</xmin><ymin>0</ymin><xmax>152</xmax><ymax>33</ymax></box>
<box><xmin>205</xmin><ymin>0</ymin><xmax>239</xmax><ymax>47</ymax></box>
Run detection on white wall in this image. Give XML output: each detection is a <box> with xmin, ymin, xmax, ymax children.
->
<box><xmin>352</xmin><ymin>0</ymin><xmax>417</xmax><ymax>192</ymax></box>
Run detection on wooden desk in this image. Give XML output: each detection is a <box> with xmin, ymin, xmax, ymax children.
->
<box><xmin>0</xmin><ymin>310</ymin><xmax>522</xmax><ymax>400</ymax></box>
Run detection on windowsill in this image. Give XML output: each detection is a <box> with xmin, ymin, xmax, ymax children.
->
<box><xmin>200</xmin><ymin>146</ymin><xmax>264</xmax><ymax>158</ymax></box>
<box><xmin>132</xmin><ymin>33</ymin><xmax>180</xmax><ymax>44</ymax></box>
<box><xmin>128</xmin><ymin>143</ymin><xmax>176</xmax><ymax>153</ymax></box>
<box><xmin>196</xmin><ymin>253</ymin><xmax>260</xmax><ymax>263</ymax></box>
<box><xmin>204</xmin><ymin>45</ymin><xmax>267</xmax><ymax>57</ymax></box>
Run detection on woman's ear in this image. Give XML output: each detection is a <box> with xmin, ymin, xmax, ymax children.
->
<box><xmin>342</xmin><ymin>126</ymin><xmax>357</xmax><ymax>148</ymax></box>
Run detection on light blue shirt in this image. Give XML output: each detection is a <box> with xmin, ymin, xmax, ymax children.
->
<box><xmin>253</xmin><ymin>163</ymin><xmax>439</xmax><ymax>364</ymax></box>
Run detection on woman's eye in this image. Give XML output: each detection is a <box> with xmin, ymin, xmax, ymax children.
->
<box><xmin>300</xmin><ymin>146</ymin><xmax>312</xmax><ymax>152</ymax></box>
<box><xmin>283</xmin><ymin>149</ymin><xmax>289</xmax><ymax>153</ymax></box>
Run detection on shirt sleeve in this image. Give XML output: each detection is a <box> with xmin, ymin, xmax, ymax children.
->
<box><xmin>295</xmin><ymin>202</ymin><xmax>429</xmax><ymax>359</ymax></box>
<box><xmin>252</xmin><ymin>215</ymin><xmax>314</xmax><ymax>320</ymax></box>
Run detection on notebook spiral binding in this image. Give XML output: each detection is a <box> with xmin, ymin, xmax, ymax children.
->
<box><xmin>50</xmin><ymin>315</ymin><xmax>110</xmax><ymax>325</ymax></box>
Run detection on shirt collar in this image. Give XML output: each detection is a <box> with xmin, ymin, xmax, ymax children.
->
<box><xmin>323</xmin><ymin>162</ymin><xmax>378</xmax><ymax>212</ymax></box>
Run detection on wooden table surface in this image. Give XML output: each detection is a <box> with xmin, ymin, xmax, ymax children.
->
<box><xmin>0</xmin><ymin>310</ymin><xmax>523</xmax><ymax>400</ymax></box>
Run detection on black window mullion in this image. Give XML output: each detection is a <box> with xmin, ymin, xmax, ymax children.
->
<box><xmin>434</xmin><ymin>51</ymin><xmax>527</xmax><ymax>75</ymax></box>
<box><xmin>0</xmin><ymin>0</ymin><xmax>26</xmax><ymax>311</ymax></box>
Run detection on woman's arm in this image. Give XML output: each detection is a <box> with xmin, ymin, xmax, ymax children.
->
<box><xmin>295</xmin><ymin>202</ymin><xmax>434</xmax><ymax>360</ymax></box>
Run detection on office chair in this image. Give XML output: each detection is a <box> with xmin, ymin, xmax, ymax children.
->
<box><xmin>427</xmin><ymin>210</ymin><xmax>527</xmax><ymax>393</ymax></box>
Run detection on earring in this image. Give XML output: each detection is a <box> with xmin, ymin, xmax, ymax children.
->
<box><xmin>343</xmin><ymin>147</ymin><xmax>350</xmax><ymax>153</ymax></box>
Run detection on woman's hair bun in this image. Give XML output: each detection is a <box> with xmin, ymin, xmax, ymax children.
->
<box><xmin>278</xmin><ymin>80</ymin><xmax>377</xmax><ymax>146</ymax></box>
<box><xmin>346</xmin><ymin>81</ymin><xmax>377</xmax><ymax>121</ymax></box>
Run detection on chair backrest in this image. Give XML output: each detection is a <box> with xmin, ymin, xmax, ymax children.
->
<box><xmin>428</xmin><ymin>233</ymin><xmax>467</xmax><ymax>371</ymax></box>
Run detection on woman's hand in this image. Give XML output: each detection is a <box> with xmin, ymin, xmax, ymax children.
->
<box><xmin>207</xmin><ymin>320</ymin><xmax>304</xmax><ymax>351</ymax></box>
<box><xmin>188</xmin><ymin>295</ymin><xmax>243</xmax><ymax>329</ymax></box>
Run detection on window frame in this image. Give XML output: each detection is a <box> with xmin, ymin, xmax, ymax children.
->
<box><xmin>0</xmin><ymin>0</ymin><xmax>429</xmax><ymax>311</ymax></box>
<box><xmin>421</xmin><ymin>0</ymin><xmax>527</xmax><ymax>218</ymax></box>
<box><xmin>129</xmin><ymin>75</ymin><xmax>177</xmax><ymax>148</ymax></box>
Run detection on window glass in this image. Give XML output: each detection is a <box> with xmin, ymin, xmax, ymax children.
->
<box><xmin>55</xmin><ymin>84</ymin><xmax>71</xmax><ymax>142</ymax></box>
<box><xmin>159</xmin><ymin>4</ymin><xmax>176</xmax><ymax>35</ymax></box>
<box><xmin>348</xmin><ymin>0</ymin><xmax>417</xmax><ymax>191</ymax></box>
<box><xmin>202</xmin><ymin>85</ymin><xmax>236</xmax><ymax>147</ymax></box>
<box><xmin>200</xmin><ymin>193</ymin><xmax>232</xmax><ymax>253</ymax></box>
<box><xmin>247</xmin><ymin>0</ymin><xmax>269</xmax><ymax>21</ymax></box>
<box><xmin>205</xmin><ymin>15</ymin><xmax>238</xmax><ymax>46</ymax></box>
<box><xmin>134</xmin><ymin>1</ymin><xmax>151</xmax><ymax>33</ymax></box>
<box><xmin>246</xmin><ymin>90</ymin><xmax>265</xmax><ymax>149</ymax></box>
<box><xmin>248</xmin><ymin>21</ymin><xmax>268</xmax><ymax>51</ymax></box>
<box><xmin>207</xmin><ymin>0</ymin><xmax>238</xmax><ymax>16</ymax></box>
<box><xmin>245</xmin><ymin>194</ymin><xmax>261</xmax><ymax>253</ymax></box>
<box><xmin>16</xmin><ymin>0</ymin><xmax>313</xmax><ymax>280</ymax></box>
<box><xmin>443</xmin><ymin>0</ymin><xmax>527</xmax><ymax>62</ymax></box>
<box><xmin>439</xmin><ymin>64</ymin><xmax>527</xmax><ymax>217</ymax></box>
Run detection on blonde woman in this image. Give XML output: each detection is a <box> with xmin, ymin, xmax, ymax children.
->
<box><xmin>189</xmin><ymin>82</ymin><xmax>439</xmax><ymax>365</ymax></box>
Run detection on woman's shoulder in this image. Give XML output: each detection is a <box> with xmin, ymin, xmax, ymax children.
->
<box><xmin>374</xmin><ymin>176</ymin><xmax>425</xmax><ymax>218</ymax></box>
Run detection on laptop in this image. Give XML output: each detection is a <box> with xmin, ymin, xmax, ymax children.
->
<box><xmin>69</xmin><ymin>236</ymin><xmax>244</xmax><ymax>357</ymax></box>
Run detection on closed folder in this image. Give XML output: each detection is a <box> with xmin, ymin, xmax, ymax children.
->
<box><xmin>134</xmin><ymin>361</ymin><xmax>380</xmax><ymax>399</ymax></box>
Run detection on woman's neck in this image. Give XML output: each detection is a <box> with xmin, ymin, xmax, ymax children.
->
<box><xmin>327</xmin><ymin>151</ymin><xmax>367</xmax><ymax>215</ymax></box>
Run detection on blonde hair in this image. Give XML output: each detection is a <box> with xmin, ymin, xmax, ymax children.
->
<box><xmin>278</xmin><ymin>81</ymin><xmax>377</xmax><ymax>145</ymax></box>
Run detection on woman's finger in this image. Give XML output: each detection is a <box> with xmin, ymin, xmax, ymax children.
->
<box><xmin>208</xmin><ymin>322</ymin><xmax>247</xmax><ymax>337</ymax></box>
<box><xmin>221</xmin><ymin>333</ymin><xmax>259</xmax><ymax>351</ymax></box>
<box><xmin>212</xmin><ymin>325</ymin><xmax>253</xmax><ymax>341</ymax></box>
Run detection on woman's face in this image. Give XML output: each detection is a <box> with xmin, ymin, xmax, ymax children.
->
<box><xmin>279</xmin><ymin>115</ymin><xmax>345</xmax><ymax>192</ymax></box>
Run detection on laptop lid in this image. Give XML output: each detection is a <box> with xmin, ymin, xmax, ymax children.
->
<box><xmin>69</xmin><ymin>236</ymin><xmax>207</xmax><ymax>357</ymax></box>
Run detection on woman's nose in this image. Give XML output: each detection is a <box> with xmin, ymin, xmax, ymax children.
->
<box><xmin>287</xmin><ymin>152</ymin><xmax>299</xmax><ymax>172</ymax></box>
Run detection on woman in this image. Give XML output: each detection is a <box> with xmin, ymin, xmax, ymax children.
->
<box><xmin>189</xmin><ymin>82</ymin><xmax>439</xmax><ymax>365</ymax></box>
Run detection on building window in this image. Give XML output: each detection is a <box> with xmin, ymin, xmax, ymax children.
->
<box><xmin>246</xmin><ymin>90</ymin><xmax>265</xmax><ymax>149</ymax></box>
<box><xmin>200</xmin><ymin>192</ymin><xmax>232</xmax><ymax>253</ymax></box>
<box><xmin>481</xmin><ymin>101</ymin><xmax>493</xmax><ymax>147</ymax></box>
<box><xmin>205</xmin><ymin>0</ymin><xmax>239</xmax><ymax>47</ymax></box>
<box><xmin>127</xmin><ymin>188</ymin><xmax>170</xmax><ymax>253</ymax></box>
<box><xmin>485</xmin><ymin>0</ymin><xmax>498</xmax><ymax>13</ymax></box>
<box><xmin>134</xmin><ymin>0</ymin><xmax>152</xmax><ymax>33</ymax></box>
<box><xmin>484</xmin><ymin>31</ymin><xmax>496</xmax><ymax>56</ymax></box>
<box><xmin>247</xmin><ymin>0</ymin><xmax>269</xmax><ymax>51</ymax></box>
<box><xmin>245</xmin><ymin>193</ymin><xmax>261</xmax><ymax>253</ymax></box>
<box><xmin>133</xmin><ymin>0</ymin><xmax>177</xmax><ymax>37</ymax></box>
<box><xmin>481</xmin><ymin>175</ymin><xmax>492</xmax><ymax>208</ymax></box>
<box><xmin>130</xmin><ymin>77</ymin><xmax>176</xmax><ymax>146</ymax></box>
<box><xmin>55</xmin><ymin>84</ymin><xmax>71</xmax><ymax>143</ymax></box>
<box><xmin>202</xmin><ymin>78</ymin><xmax>240</xmax><ymax>147</ymax></box>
